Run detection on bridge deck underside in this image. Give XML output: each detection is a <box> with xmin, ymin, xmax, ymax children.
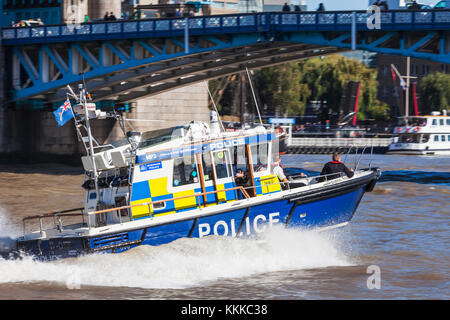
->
<box><xmin>2</xmin><ymin>10</ymin><xmax>449</xmax><ymax>103</ymax></box>
<box><xmin>8</xmin><ymin>37</ymin><xmax>347</xmax><ymax>103</ymax></box>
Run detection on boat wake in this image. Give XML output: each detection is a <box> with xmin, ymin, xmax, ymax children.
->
<box><xmin>379</xmin><ymin>170</ymin><xmax>450</xmax><ymax>185</ymax></box>
<box><xmin>0</xmin><ymin>225</ymin><xmax>352</xmax><ymax>289</ymax></box>
<box><xmin>0</xmin><ymin>207</ymin><xmax>18</xmax><ymax>258</ymax></box>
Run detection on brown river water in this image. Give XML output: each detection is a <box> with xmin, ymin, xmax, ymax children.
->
<box><xmin>0</xmin><ymin>154</ymin><xmax>448</xmax><ymax>300</ymax></box>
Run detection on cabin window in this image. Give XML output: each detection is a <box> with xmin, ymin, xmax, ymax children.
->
<box><xmin>233</xmin><ymin>145</ymin><xmax>249</xmax><ymax>174</ymax></box>
<box><xmin>432</xmin><ymin>119</ymin><xmax>437</xmax><ymax>126</ymax></box>
<box><xmin>201</xmin><ymin>152</ymin><xmax>213</xmax><ymax>181</ymax></box>
<box><xmin>440</xmin><ymin>119</ymin><xmax>444</xmax><ymax>126</ymax></box>
<box><xmin>152</xmin><ymin>201</ymin><xmax>166</xmax><ymax>210</ymax></box>
<box><xmin>172</xmin><ymin>155</ymin><xmax>199</xmax><ymax>187</ymax></box>
<box><xmin>399</xmin><ymin>134</ymin><xmax>415</xmax><ymax>143</ymax></box>
<box><xmin>115</xmin><ymin>196</ymin><xmax>129</xmax><ymax>217</ymax></box>
<box><xmin>434</xmin><ymin>135</ymin><xmax>439</xmax><ymax>142</ymax></box>
<box><xmin>250</xmin><ymin>143</ymin><xmax>269</xmax><ymax>173</ymax></box>
<box><xmin>446</xmin><ymin>119</ymin><xmax>450</xmax><ymax>125</ymax></box>
<box><xmin>441</xmin><ymin>135</ymin><xmax>446</xmax><ymax>142</ymax></box>
<box><xmin>421</xmin><ymin>134</ymin><xmax>430</xmax><ymax>143</ymax></box>
<box><xmin>213</xmin><ymin>150</ymin><xmax>231</xmax><ymax>179</ymax></box>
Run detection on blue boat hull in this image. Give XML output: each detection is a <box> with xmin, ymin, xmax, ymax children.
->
<box><xmin>14</xmin><ymin>169</ymin><xmax>379</xmax><ymax>260</ymax></box>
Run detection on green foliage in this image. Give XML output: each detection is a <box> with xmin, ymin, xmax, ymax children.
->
<box><xmin>296</xmin><ymin>55</ymin><xmax>387</xmax><ymax>121</ymax></box>
<box><xmin>419</xmin><ymin>72</ymin><xmax>450</xmax><ymax>114</ymax></box>
<box><xmin>209</xmin><ymin>54</ymin><xmax>391</xmax><ymax>122</ymax></box>
<box><xmin>367</xmin><ymin>101</ymin><xmax>390</xmax><ymax>121</ymax></box>
<box><xmin>254</xmin><ymin>63</ymin><xmax>310</xmax><ymax>117</ymax></box>
<box><xmin>254</xmin><ymin>55</ymin><xmax>389</xmax><ymax>121</ymax></box>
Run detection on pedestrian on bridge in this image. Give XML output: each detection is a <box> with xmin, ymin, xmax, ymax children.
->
<box><xmin>282</xmin><ymin>2</ymin><xmax>291</xmax><ymax>12</ymax></box>
<box><xmin>109</xmin><ymin>12</ymin><xmax>117</xmax><ymax>21</ymax></box>
<box><xmin>317</xmin><ymin>3</ymin><xmax>325</xmax><ymax>11</ymax></box>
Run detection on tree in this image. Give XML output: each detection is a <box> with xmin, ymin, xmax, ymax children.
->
<box><xmin>208</xmin><ymin>55</ymin><xmax>391</xmax><ymax>122</ymax></box>
<box><xmin>254</xmin><ymin>62</ymin><xmax>310</xmax><ymax>117</ymax></box>
<box><xmin>419</xmin><ymin>72</ymin><xmax>450</xmax><ymax>114</ymax></box>
<box><xmin>297</xmin><ymin>55</ymin><xmax>389</xmax><ymax>122</ymax></box>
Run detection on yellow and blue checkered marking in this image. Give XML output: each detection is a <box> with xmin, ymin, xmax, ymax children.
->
<box><xmin>131</xmin><ymin>178</ymin><xmax>239</xmax><ymax>219</ymax></box>
<box><xmin>254</xmin><ymin>175</ymin><xmax>282</xmax><ymax>196</ymax></box>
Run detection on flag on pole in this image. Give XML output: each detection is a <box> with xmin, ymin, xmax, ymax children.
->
<box><xmin>391</xmin><ymin>66</ymin><xmax>396</xmax><ymax>83</ymax></box>
<box><xmin>391</xmin><ymin>64</ymin><xmax>407</xmax><ymax>90</ymax></box>
<box><xmin>53</xmin><ymin>98</ymin><xmax>74</xmax><ymax>127</ymax></box>
<box><xmin>399</xmin><ymin>78</ymin><xmax>407</xmax><ymax>90</ymax></box>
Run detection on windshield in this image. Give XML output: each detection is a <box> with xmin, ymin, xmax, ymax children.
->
<box><xmin>94</xmin><ymin>137</ymin><xmax>130</xmax><ymax>153</ymax></box>
<box><xmin>138</xmin><ymin>126</ymin><xmax>186</xmax><ymax>149</ymax></box>
<box><xmin>435</xmin><ymin>1</ymin><xmax>446</xmax><ymax>8</ymax></box>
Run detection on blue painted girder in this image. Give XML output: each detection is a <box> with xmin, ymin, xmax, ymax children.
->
<box><xmin>3</xmin><ymin>10</ymin><xmax>450</xmax><ymax>102</ymax></box>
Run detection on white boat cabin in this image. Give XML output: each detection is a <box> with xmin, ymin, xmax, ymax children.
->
<box><xmin>389</xmin><ymin>110</ymin><xmax>450</xmax><ymax>155</ymax></box>
<box><xmin>80</xmin><ymin>121</ymin><xmax>285</xmax><ymax>225</ymax></box>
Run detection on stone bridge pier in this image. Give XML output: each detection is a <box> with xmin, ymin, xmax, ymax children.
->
<box><xmin>0</xmin><ymin>0</ymin><xmax>210</xmax><ymax>158</ymax></box>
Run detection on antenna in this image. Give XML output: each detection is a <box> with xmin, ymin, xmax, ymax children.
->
<box><xmin>81</xmin><ymin>72</ymin><xmax>92</xmax><ymax>101</ymax></box>
<box><xmin>205</xmin><ymin>82</ymin><xmax>225</xmax><ymax>132</ymax></box>
<box><xmin>245</xmin><ymin>66</ymin><xmax>263</xmax><ymax>126</ymax></box>
<box><xmin>66</xmin><ymin>85</ymin><xmax>77</xmax><ymax>98</ymax></box>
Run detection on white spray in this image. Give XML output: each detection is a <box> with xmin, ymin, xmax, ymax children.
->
<box><xmin>0</xmin><ymin>226</ymin><xmax>352</xmax><ymax>289</ymax></box>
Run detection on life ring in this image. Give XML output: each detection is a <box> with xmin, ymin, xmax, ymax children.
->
<box><xmin>413</xmin><ymin>127</ymin><xmax>420</xmax><ymax>132</ymax></box>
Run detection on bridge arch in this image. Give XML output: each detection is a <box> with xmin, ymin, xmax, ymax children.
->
<box><xmin>2</xmin><ymin>10</ymin><xmax>449</xmax><ymax>103</ymax></box>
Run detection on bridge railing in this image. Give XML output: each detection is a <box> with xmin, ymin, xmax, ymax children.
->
<box><xmin>1</xmin><ymin>13</ymin><xmax>269</xmax><ymax>44</ymax></box>
<box><xmin>2</xmin><ymin>9</ymin><xmax>450</xmax><ymax>44</ymax></box>
<box><xmin>288</xmin><ymin>137</ymin><xmax>392</xmax><ymax>148</ymax></box>
<box><xmin>273</xmin><ymin>9</ymin><xmax>450</xmax><ymax>31</ymax></box>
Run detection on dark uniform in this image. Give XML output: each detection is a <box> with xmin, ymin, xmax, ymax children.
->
<box><xmin>319</xmin><ymin>161</ymin><xmax>354</xmax><ymax>182</ymax></box>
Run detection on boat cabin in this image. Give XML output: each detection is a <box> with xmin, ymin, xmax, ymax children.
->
<box><xmin>393</xmin><ymin>112</ymin><xmax>450</xmax><ymax>143</ymax></box>
<box><xmin>81</xmin><ymin>122</ymin><xmax>284</xmax><ymax>226</ymax></box>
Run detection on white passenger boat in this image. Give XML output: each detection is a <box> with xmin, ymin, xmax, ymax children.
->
<box><xmin>388</xmin><ymin>111</ymin><xmax>450</xmax><ymax>155</ymax></box>
<box><xmin>2</xmin><ymin>85</ymin><xmax>380</xmax><ymax>260</ymax></box>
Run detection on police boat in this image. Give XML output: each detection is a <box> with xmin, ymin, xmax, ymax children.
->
<box><xmin>7</xmin><ymin>85</ymin><xmax>381</xmax><ymax>260</ymax></box>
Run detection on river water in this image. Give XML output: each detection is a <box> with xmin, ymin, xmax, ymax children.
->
<box><xmin>0</xmin><ymin>154</ymin><xmax>448</xmax><ymax>300</ymax></box>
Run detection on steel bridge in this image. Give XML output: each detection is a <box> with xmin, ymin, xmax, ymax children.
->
<box><xmin>2</xmin><ymin>9</ymin><xmax>450</xmax><ymax>104</ymax></box>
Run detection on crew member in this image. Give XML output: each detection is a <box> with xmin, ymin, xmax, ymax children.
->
<box><xmin>319</xmin><ymin>153</ymin><xmax>354</xmax><ymax>182</ymax></box>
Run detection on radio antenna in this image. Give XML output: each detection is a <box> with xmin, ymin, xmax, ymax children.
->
<box><xmin>205</xmin><ymin>82</ymin><xmax>225</xmax><ymax>132</ymax></box>
<box><xmin>245</xmin><ymin>66</ymin><xmax>263</xmax><ymax>125</ymax></box>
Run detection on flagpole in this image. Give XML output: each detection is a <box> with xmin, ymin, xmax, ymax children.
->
<box><xmin>391</xmin><ymin>62</ymin><xmax>417</xmax><ymax>119</ymax></box>
<box><xmin>81</xmin><ymin>85</ymin><xmax>100</xmax><ymax>200</ymax></box>
<box><xmin>405</xmin><ymin>56</ymin><xmax>410</xmax><ymax>118</ymax></box>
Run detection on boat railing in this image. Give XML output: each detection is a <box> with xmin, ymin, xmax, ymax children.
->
<box><xmin>22</xmin><ymin>207</ymin><xmax>85</xmax><ymax>237</ymax></box>
<box><xmin>21</xmin><ymin>186</ymin><xmax>251</xmax><ymax>236</ymax></box>
<box><xmin>91</xmin><ymin>185</ymin><xmax>251</xmax><ymax>216</ymax></box>
<box><xmin>21</xmin><ymin>168</ymin><xmax>374</xmax><ymax>237</ymax></box>
<box><xmin>343</xmin><ymin>144</ymin><xmax>375</xmax><ymax>171</ymax></box>
<box><xmin>285</xmin><ymin>171</ymin><xmax>347</xmax><ymax>188</ymax></box>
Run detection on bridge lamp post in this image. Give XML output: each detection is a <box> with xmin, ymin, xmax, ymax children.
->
<box><xmin>185</xmin><ymin>17</ymin><xmax>189</xmax><ymax>54</ymax></box>
<box><xmin>351</xmin><ymin>11</ymin><xmax>356</xmax><ymax>50</ymax></box>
